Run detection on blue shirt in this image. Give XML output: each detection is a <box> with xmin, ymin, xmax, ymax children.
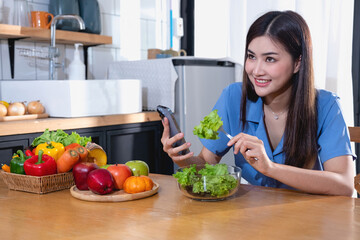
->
<box><xmin>200</xmin><ymin>82</ymin><xmax>354</xmax><ymax>189</ymax></box>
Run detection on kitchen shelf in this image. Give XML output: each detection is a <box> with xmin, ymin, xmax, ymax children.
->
<box><xmin>0</xmin><ymin>24</ymin><xmax>112</xmax><ymax>79</ymax></box>
<box><xmin>0</xmin><ymin>24</ymin><xmax>112</xmax><ymax>46</ymax></box>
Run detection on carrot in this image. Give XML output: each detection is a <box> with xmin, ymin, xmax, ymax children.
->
<box><xmin>75</xmin><ymin>146</ymin><xmax>88</xmax><ymax>161</ymax></box>
<box><xmin>57</xmin><ymin>149</ymin><xmax>80</xmax><ymax>173</ymax></box>
<box><xmin>64</xmin><ymin>144</ymin><xmax>88</xmax><ymax>161</ymax></box>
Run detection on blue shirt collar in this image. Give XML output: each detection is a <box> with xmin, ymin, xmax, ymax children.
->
<box><xmin>246</xmin><ymin>97</ymin><xmax>263</xmax><ymax>123</ymax></box>
<box><xmin>245</xmin><ymin>97</ymin><xmax>284</xmax><ymax>158</ymax></box>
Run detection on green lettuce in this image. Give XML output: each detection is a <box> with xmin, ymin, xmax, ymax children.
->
<box><xmin>62</xmin><ymin>132</ymin><xmax>92</xmax><ymax>147</ymax></box>
<box><xmin>31</xmin><ymin>129</ymin><xmax>68</xmax><ymax>146</ymax></box>
<box><xmin>193</xmin><ymin>110</ymin><xmax>223</xmax><ymax>139</ymax></box>
<box><xmin>31</xmin><ymin>128</ymin><xmax>92</xmax><ymax>147</ymax></box>
<box><xmin>173</xmin><ymin>163</ymin><xmax>237</xmax><ymax>197</ymax></box>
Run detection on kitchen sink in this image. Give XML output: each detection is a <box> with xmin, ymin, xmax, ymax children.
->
<box><xmin>0</xmin><ymin>79</ymin><xmax>142</xmax><ymax>117</ymax></box>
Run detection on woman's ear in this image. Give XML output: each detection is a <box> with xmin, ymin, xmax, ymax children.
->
<box><xmin>293</xmin><ymin>56</ymin><xmax>301</xmax><ymax>73</ymax></box>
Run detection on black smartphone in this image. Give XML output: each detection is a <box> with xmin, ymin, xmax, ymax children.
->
<box><xmin>157</xmin><ymin>105</ymin><xmax>190</xmax><ymax>155</ymax></box>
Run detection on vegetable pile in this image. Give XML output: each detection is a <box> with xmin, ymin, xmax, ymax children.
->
<box><xmin>173</xmin><ymin>163</ymin><xmax>238</xmax><ymax>197</ymax></box>
<box><xmin>1</xmin><ymin>129</ymin><xmax>93</xmax><ymax>177</ymax></box>
<box><xmin>1</xmin><ymin>128</ymin><xmax>157</xmax><ymax>197</ymax></box>
<box><xmin>193</xmin><ymin>110</ymin><xmax>223</xmax><ymax>139</ymax></box>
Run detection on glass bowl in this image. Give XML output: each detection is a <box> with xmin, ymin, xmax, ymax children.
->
<box><xmin>174</xmin><ymin>164</ymin><xmax>242</xmax><ymax>201</ymax></box>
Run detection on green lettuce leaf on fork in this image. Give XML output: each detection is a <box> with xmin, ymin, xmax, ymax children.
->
<box><xmin>193</xmin><ymin>109</ymin><xmax>223</xmax><ymax>139</ymax></box>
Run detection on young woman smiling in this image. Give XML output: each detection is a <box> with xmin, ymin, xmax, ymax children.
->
<box><xmin>161</xmin><ymin>11</ymin><xmax>355</xmax><ymax>196</ymax></box>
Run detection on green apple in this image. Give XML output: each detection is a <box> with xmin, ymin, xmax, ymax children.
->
<box><xmin>99</xmin><ymin>164</ymin><xmax>113</xmax><ymax>169</ymax></box>
<box><xmin>125</xmin><ymin>160</ymin><xmax>149</xmax><ymax>176</ymax></box>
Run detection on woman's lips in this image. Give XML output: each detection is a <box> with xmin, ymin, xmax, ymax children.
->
<box><xmin>254</xmin><ymin>78</ymin><xmax>271</xmax><ymax>87</ymax></box>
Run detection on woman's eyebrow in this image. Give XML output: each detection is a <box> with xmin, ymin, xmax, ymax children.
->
<box><xmin>262</xmin><ymin>52</ymin><xmax>279</xmax><ymax>56</ymax></box>
<box><xmin>247</xmin><ymin>49</ymin><xmax>279</xmax><ymax>56</ymax></box>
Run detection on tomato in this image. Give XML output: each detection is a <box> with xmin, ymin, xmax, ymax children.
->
<box><xmin>107</xmin><ymin>164</ymin><xmax>132</xmax><ymax>190</ymax></box>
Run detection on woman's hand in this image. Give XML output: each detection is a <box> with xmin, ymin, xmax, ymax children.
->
<box><xmin>227</xmin><ymin>133</ymin><xmax>273</xmax><ymax>175</ymax></box>
<box><xmin>161</xmin><ymin>117</ymin><xmax>194</xmax><ymax>166</ymax></box>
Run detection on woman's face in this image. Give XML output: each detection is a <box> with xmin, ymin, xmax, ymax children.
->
<box><xmin>245</xmin><ymin>36</ymin><xmax>300</xmax><ymax>101</ymax></box>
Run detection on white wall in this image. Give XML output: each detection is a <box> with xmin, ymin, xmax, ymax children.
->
<box><xmin>0</xmin><ymin>0</ymin><xmax>180</xmax><ymax>80</ymax></box>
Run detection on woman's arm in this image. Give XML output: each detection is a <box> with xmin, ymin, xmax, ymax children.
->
<box><xmin>266</xmin><ymin>156</ymin><xmax>354</xmax><ymax>196</ymax></box>
<box><xmin>229</xmin><ymin>133</ymin><xmax>355</xmax><ymax>196</ymax></box>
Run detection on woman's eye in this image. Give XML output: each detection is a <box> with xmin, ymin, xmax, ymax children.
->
<box><xmin>247</xmin><ymin>54</ymin><xmax>255</xmax><ymax>60</ymax></box>
<box><xmin>266</xmin><ymin>57</ymin><xmax>276</xmax><ymax>62</ymax></box>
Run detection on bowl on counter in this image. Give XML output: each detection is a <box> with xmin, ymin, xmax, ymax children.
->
<box><xmin>174</xmin><ymin>164</ymin><xmax>242</xmax><ymax>201</ymax></box>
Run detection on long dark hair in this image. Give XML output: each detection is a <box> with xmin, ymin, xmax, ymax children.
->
<box><xmin>241</xmin><ymin>11</ymin><xmax>317</xmax><ymax>169</ymax></box>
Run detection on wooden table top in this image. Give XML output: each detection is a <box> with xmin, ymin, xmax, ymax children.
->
<box><xmin>0</xmin><ymin>174</ymin><xmax>359</xmax><ymax>240</ymax></box>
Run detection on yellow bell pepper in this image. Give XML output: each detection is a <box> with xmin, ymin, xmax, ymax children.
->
<box><xmin>35</xmin><ymin>141</ymin><xmax>65</xmax><ymax>161</ymax></box>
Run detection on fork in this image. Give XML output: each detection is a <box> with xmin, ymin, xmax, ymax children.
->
<box><xmin>218</xmin><ymin>125</ymin><xmax>233</xmax><ymax>139</ymax></box>
<box><xmin>219</xmin><ymin>125</ymin><xmax>258</xmax><ymax>161</ymax></box>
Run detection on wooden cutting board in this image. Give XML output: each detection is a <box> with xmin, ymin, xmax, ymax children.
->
<box><xmin>70</xmin><ymin>182</ymin><xmax>159</xmax><ymax>202</ymax></box>
<box><xmin>0</xmin><ymin>113</ymin><xmax>49</xmax><ymax>122</ymax></box>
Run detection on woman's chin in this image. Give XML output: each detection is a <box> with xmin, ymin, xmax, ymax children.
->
<box><xmin>254</xmin><ymin>88</ymin><xmax>268</xmax><ymax>97</ymax></box>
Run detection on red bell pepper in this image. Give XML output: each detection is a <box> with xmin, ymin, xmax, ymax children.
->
<box><xmin>25</xmin><ymin>149</ymin><xmax>35</xmax><ymax>157</ymax></box>
<box><xmin>24</xmin><ymin>150</ymin><xmax>57</xmax><ymax>176</ymax></box>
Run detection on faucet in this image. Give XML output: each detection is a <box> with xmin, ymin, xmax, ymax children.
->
<box><xmin>49</xmin><ymin>15</ymin><xmax>85</xmax><ymax>80</ymax></box>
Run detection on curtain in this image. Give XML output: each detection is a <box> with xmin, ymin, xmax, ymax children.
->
<box><xmin>228</xmin><ymin>0</ymin><xmax>355</xmax><ymax>127</ymax></box>
<box><xmin>195</xmin><ymin>0</ymin><xmax>354</xmax><ymax>126</ymax></box>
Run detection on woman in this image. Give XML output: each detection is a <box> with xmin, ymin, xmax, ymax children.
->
<box><xmin>161</xmin><ymin>10</ymin><xmax>355</xmax><ymax>196</ymax></box>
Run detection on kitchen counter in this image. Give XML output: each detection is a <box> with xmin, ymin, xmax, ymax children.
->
<box><xmin>0</xmin><ymin>174</ymin><xmax>359</xmax><ymax>240</ymax></box>
<box><xmin>0</xmin><ymin>112</ymin><xmax>161</xmax><ymax>136</ymax></box>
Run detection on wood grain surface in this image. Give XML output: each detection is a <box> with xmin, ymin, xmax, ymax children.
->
<box><xmin>0</xmin><ymin>112</ymin><xmax>161</xmax><ymax>136</ymax></box>
<box><xmin>70</xmin><ymin>182</ymin><xmax>159</xmax><ymax>202</ymax></box>
<box><xmin>0</xmin><ymin>24</ymin><xmax>112</xmax><ymax>46</ymax></box>
<box><xmin>0</xmin><ymin>113</ymin><xmax>49</xmax><ymax>122</ymax></box>
<box><xmin>0</xmin><ymin>174</ymin><xmax>359</xmax><ymax>240</ymax></box>
<box><xmin>349</xmin><ymin>126</ymin><xmax>360</xmax><ymax>144</ymax></box>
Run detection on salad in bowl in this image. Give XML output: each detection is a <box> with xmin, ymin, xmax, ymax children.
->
<box><xmin>173</xmin><ymin>163</ymin><xmax>242</xmax><ymax>201</ymax></box>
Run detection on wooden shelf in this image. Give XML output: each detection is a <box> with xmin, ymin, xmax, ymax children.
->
<box><xmin>0</xmin><ymin>24</ymin><xmax>112</xmax><ymax>46</ymax></box>
<box><xmin>0</xmin><ymin>24</ymin><xmax>112</xmax><ymax>78</ymax></box>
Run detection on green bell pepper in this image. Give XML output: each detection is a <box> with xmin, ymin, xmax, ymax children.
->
<box><xmin>10</xmin><ymin>150</ymin><xmax>31</xmax><ymax>175</ymax></box>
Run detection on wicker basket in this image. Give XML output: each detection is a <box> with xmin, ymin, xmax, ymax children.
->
<box><xmin>1</xmin><ymin>170</ymin><xmax>74</xmax><ymax>194</ymax></box>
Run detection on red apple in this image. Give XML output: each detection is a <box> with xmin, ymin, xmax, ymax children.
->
<box><xmin>107</xmin><ymin>164</ymin><xmax>132</xmax><ymax>190</ymax></box>
<box><xmin>73</xmin><ymin>162</ymin><xmax>99</xmax><ymax>190</ymax></box>
<box><xmin>87</xmin><ymin>169</ymin><xmax>115</xmax><ymax>195</ymax></box>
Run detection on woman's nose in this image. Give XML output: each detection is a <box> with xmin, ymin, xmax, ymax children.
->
<box><xmin>253</xmin><ymin>61</ymin><xmax>264</xmax><ymax>76</ymax></box>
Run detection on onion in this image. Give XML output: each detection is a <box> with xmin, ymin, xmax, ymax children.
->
<box><xmin>0</xmin><ymin>104</ymin><xmax>7</xmax><ymax>117</ymax></box>
<box><xmin>7</xmin><ymin>102</ymin><xmax>26</xmax><ymax>116</ymax></box>
<box><xmin>27</xmin><ymin>100</ymin><xmax>45</xmax><ymax>114</ymax></box>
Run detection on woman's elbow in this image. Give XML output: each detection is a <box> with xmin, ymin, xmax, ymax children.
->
<box><xmin>332</xmin><ymin>182</ymin><xmax>354</xmax><ymax>197</ymax></box>
<box><xmin>340</xmin><ymin>188</ymin><xmax>354</xmax><ymax>197</ymax></box>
